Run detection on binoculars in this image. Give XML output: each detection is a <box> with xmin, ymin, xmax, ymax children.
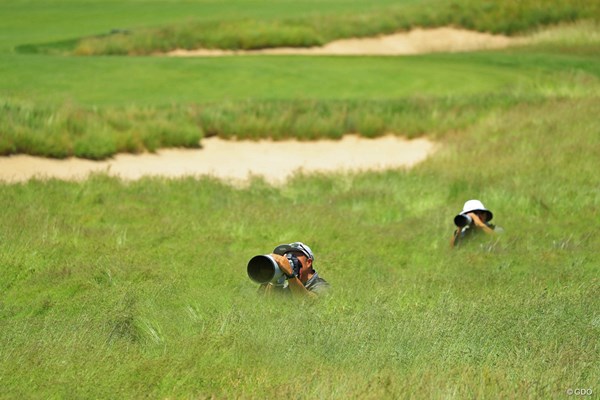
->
<box><xmin>454</xmin><ymin>213</ymin><xmax>473</xmax><ymax>228</ymax></box>
<box><xmin>247</xmin><ymin>254</ymin><xmax>301</xmax><ymax>285</ymax></box>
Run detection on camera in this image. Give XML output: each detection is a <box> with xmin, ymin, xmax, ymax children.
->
<box><xmin>247</xmin><ymin>254</ymin><xmax>300</xmax><ymax>285</ymax></box>
<box><xmin>285</xmin><ymin>253</ymin><xmax>302</xmax><ymax>276</ymax></box>
<box><xmin>454</xmin><ymin>213</ymin><xmax>473</xmax><ymax>228</ymax></box>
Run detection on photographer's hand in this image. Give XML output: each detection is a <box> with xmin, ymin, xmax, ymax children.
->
<box><xmin>467</xmin><ymin>213</ymin><xmax>494</xmax><ymax>234</ymax></box>
<box><xmin>270</xmin><ymin>254</ymin><xmax>317</xmax><ymax>299</ymax></box>
<box><xmin>270</xmin><ymin>254</ymin><xmax>293</xmax><ymax>276</ymax></box>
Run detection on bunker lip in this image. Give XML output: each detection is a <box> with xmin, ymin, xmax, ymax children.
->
<box><xmin>165</xmin><ymin>27</ymin><xmax>525</xmax><ymax>57</ymax></box>
<box><xmin>0</xmin><ymin>135</ymin><xmax>436</xmax><ymax>185</ymax></box>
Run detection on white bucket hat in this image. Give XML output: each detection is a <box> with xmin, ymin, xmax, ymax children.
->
<box><xmin>460</xmin><ymin>199</ymin><xmax>493</xmax><ymax>221</ymax></box>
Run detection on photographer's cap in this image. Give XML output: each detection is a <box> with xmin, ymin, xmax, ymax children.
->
<box><xmin>273</xmin><ymin>241</ymin><xmax>314</xmax><ymax>260</ymax></box>
<box><xmin>460</xmin><ymin>199</ymin><xmax>493</xmax><ymax>221</ymax></box>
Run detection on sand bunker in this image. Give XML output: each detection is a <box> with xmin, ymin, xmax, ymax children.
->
<box><xmin>167</xmin><ymin>27</ymin><xmax>524</xmax><ymax>57</ymax></box>
<box><xmin>9</xmin><ymin>28</ymin><xmax>510</xmax><ymax>185</ymax></box>
<box><xmin>0</xmin><ymin>135</ymin><xmax>435</xmax><ymax>185</ymax></box>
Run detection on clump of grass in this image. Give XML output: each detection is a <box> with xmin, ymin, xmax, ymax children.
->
<box><xmin>197</xmin><ymin>95</ymin><xmax>546</xmax><ymax>141</ymax></box>
<box><xmin>0</xmin><ymin>100</ymin><xmax>203</xmax><ymax>159</ymax></box>
<box><xmin>71</xmin><ymin>19</ymin><xmax>327</xmax><ymax>56</ymax></box>
<box><xmin>73</xmin><ymin>130</ymin><xmax>118</xmax><ymax>160</ymax></box>
<box><xmin>527</xmin><ymin>19</ymin><xmax>600</xmax><ymax>47</ymax></box>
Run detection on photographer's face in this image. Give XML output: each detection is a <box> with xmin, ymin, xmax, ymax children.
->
<box><xmin>474</xmin><ymin>211</ymin><xmax>488</xmax><ymax>222</ymax></box>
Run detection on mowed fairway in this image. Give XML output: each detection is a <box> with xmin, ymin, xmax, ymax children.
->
<box><xmin>1</xmin><ymin>53</ymin><xmax>554</xmax><ymax>105</ymax></box>
<box><xmin>1</xmin><ymin>0</ymin><xmax>599</xmax><ymax>398</ymax></box>
<box><xmin>1</xmin><ymin>0</ymin><xmax>599</xmax><ymax>107</ymax></box>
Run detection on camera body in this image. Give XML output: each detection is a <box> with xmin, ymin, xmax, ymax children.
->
<box><xmin>285</xmin><ymin>253</ymin><xmax>302</xmax><ymax>277</ymax></box>
<box><xmin>454</xmin><ymin>213</ymin><xmax>473</xmax><ymax>228</ymax></box>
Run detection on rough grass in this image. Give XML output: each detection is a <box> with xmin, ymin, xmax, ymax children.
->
<box><xmin>1</xmin><ymin>98</ymin><xmax>598</xmax><ymax>398</ymax></box>
<box><xmin>0</xmin><ymin>94</ymin><xmax>569</xmax><ymax>159</ymax></box>
<box><xmin>0</xmin><ymin>101</ymin><xmax>202</xmax><ymax>159</ymax></box>
<box><xmin>23</xmin><ymin>0</ymin><xmax>599</xmax><ymax>55</ymax></box>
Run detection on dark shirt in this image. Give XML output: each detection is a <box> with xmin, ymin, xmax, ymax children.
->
<box><xmin>303</xmin><ymin>272</ymin><xmax>330</xmax><ymax>295</ymax></box>
<box><xmin>453</xmin><ymin>223</ymin><xmax>503</xmax><ymax>247</ymax></box>
<box><xmin>259</xmin><ymin>272</ymin><xmax>330</xmax><ymax>296</ymax></box>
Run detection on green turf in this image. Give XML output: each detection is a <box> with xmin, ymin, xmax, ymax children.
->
<box><xmin>0</xmin><ymin>52</ymin><xmax>576</xmax><ymax>106</ymax></box>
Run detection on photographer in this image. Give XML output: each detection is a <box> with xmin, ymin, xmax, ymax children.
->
<box><xmin>257</xmin><ymin>242</ymin><xmax>329</xmax><ymax>298</ymax></box>
<box><xmin>450</xmin><ymin>199</ymin><xmax>502</xmax><ymax>248</ymax></box>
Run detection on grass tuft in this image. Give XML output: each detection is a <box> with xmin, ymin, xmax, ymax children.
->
<box><xmin>0</xmin><ymin>100</ymin><xmax>203</xmax><ymax>159</ymax></box>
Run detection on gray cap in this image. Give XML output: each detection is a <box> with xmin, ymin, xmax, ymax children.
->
<box><xmin>273</xmin><ymin>241</ymin><xmax>314</xmax><ymax>260</ymax></box>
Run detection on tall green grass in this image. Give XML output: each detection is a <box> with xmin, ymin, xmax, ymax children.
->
<box><xmin>1</xmin><ymin>98</ymin><xmax>598</xmax><ymax>398</ymax></box>
<box><xmin>0</xmin><ymin>101</ymin><xmax>202</xmax><ymax>159</ymax></box>
<box><xmin>22</xmin><ymin>0</ymin><xmax>600</xmax><ymax>55</ymax></box>
<box><xmin>0</xmin><ymin>90</ymin><xmax>586</xmax><ymax>159</ymax></box>
<box><xmin>524</xmin><ymin>19</ymin><xmax>600</xmax><ymax>55</ymax></box>
<box><xmin>197</xmin><ymin>95</ymin><xmax>543</xmax><ymax>140</ymax></box>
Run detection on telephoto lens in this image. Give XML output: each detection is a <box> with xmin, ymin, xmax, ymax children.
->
<box><xmin>247</xmin><ymin>255</ymin><xmax>286</xmax><ymax>285</ymax></box>
<box><xmin>454</xmin><ymin>213</ymin><xmax>473</xmax><ymax>228</ymax></box>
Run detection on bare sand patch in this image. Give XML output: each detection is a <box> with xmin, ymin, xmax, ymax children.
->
<box><xmin>0</xmin><ymin>135</ymin><xmax>436</xmax><ymax>185</ymax></box>
<box><xmin>167</xmin><ymin>27</ymin><xmax>525</xmax><ymax>57</ymax></box>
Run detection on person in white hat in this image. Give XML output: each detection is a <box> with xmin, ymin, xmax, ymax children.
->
<box><xmin>259</xmin><ymin>241</ymin><xmax>329</xmax><ymax>298</ymax></box>
<box><xmin>451</xmin><ymin>199</ymin><xmax>501</xmax><ymax>248</ymax></box>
